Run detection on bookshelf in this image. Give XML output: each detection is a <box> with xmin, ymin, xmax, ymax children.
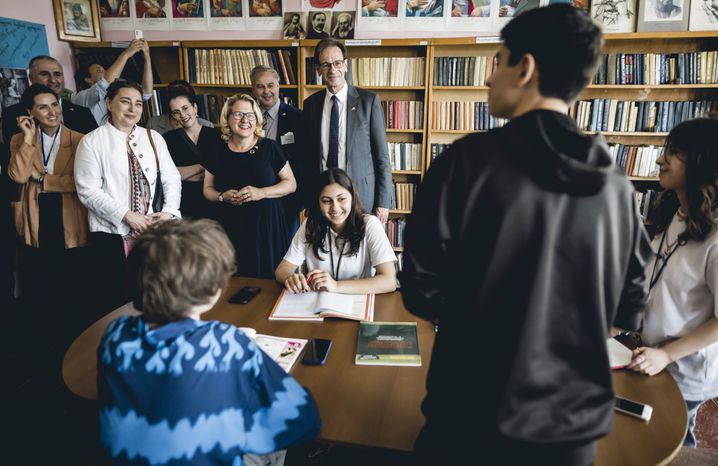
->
<box><xmin>181</xmin><ymin>40</ymin><xmax>301</xmax><ymax>124</ymax></box>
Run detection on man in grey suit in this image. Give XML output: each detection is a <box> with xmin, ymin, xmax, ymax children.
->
<box><xmin>302</xmin><ymin>38</ymin><xmax>391</xmax><ymax>222</ymax></box>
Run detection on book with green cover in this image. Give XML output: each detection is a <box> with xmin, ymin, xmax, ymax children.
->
<box><xmin>355</xmin><ymin>322</ymin><xmax>421</xmax><ymax>367</ymax></box>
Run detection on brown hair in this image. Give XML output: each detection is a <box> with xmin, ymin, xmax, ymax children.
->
<box><xmin>126</xmin><ymin>219</ymin><xmax>237</xmax><ymax>324</ymax></box>
<box><xmin>219</xmin><ymin>93</ymin><xmax>265</xmax><ymax>142</ymax></box>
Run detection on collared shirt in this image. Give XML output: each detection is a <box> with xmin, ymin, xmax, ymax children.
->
<box><xmin>40</xmin><ymin>126</ymin><xmax>62</xmax><ymax>175</ymax></box>
<box><xmin>73</xmin><ymin>77</ymin><xmax>153</xmax><ymax>125</ymax></box>
<box><xmin>320</xmin><ymin>82</ymin><xmax>348</xmax><ymax>171</ymax></box>
<box><xmin>262</xmin><ymin>99</ymin><xmax>280</xmax><ymax>141</ymax></box>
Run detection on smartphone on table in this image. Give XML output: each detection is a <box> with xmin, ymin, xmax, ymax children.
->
<box><xmin>301</xmin><ymin>338</ymin><xmax>332</xmax><ymax>365</ymax></box>
<box><xmin>229</xmin><ymin>286</ymin><xmax>261</xmax><ymax>304</ymax></box>
<box><xmin>614</xmin><ymin>396</ymin><xmax>653</xmax><ymax>422</ymax></box>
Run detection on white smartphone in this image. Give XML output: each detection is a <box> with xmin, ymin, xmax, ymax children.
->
<box><xmin>134</xmin><ymin>29</ymin><xmax>143</xmax><ymax>40</ymax></box>
<box><xmin>614</xmin><ymin>396</ymin><xmax>653</xmax><ymax>422</ymax></box>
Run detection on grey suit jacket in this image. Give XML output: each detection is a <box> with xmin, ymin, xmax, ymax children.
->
<box><xmin>303</xmin><ymin>85</ymin><xmax>391</xmax><ymax>211</ymax></box>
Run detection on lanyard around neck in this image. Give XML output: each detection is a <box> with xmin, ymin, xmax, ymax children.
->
<box><xmin>40</xmin><ymin>128</ymin><xmax>60</xmax><ymax>172</ymax></box>
<box><xmin>649</xmin><ymin>228</ymin><xmax>681</xmax><ymax>291</ymax></box>
<box><xmin>328</xmin><ymin>232</ymin><xmax>345</xmax><ymax>281</ymax></box>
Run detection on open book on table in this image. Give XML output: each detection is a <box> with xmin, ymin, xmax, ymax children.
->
<box><xmin>268</xmin><ymin>290</ymin><xmax>375</xmax><ymax>322</ymax></box>
<box><xmin>240</xmin><ymin>328</ymin><xmax>307</xmax><ymax>373</ymax></box>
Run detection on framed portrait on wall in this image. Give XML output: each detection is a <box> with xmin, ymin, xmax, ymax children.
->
<box><xmin>591</xmin><ymin>0</ymin><xmax>636</xmax><ymax>32</ymax></box>
<box><xmin>637</xmin><ymin>0</ymin><xmax>689</xmax><ymax>31</ymax></box>
<box><xmin>689</xmin><ymin>0</ymin><xmax>718</xmax><ymax>31</ymax></box>
<box><xmin>53</xmin><ymin>0</ymin><xmax>102</xmax><ymax>42</ymax></box>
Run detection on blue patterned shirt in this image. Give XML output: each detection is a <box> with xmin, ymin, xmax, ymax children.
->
<box><xmin>98</xmin><ymin>316</ymin><xmax>321</xmax><ymax>465</ymax></box>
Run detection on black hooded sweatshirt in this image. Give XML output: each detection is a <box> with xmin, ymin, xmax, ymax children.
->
<box><xmin>401</xmin><ymin>110</ymin><xmax>653</xmax><ymax>460</ymax></box>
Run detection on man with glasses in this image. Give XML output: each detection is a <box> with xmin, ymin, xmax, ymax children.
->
<box><xmin>250</xmin><ymin>66</ymin><xmax>304</xmax><ymax>236</ymax></box>
<box><xmin>302</xmin><ymin>38</ymin><xmax>392</xmax><ymax>223</ymax></box>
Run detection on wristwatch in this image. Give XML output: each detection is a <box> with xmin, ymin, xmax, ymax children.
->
<box><xmin>36</xmin><ymin>175</ymin><xmax>45</xmax><ymax>184</ymax></box>
<box><xmin>218</xmin><ymin>193</ymin><xmax>224</xmax><ymax>203</ymax></box>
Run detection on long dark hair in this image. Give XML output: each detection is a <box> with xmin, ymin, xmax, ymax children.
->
<box><xmin>647</xmin><ymin>118</ymin><xmax>718</xmax><ymax>243</ymax></box>
<box><xmin>305</xmin><ymin>168</ymin><xmax>366</xmax><ymax>259</ymax></box>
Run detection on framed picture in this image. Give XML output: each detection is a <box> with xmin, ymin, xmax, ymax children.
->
<box><xmin>591</xmin><ymin>0</ymin><xmax>637</xmax><ymax>32</ymax></box>
<box><xmin>637</xmin><ymin>0</ymin><xmax>689</xmax><ymax>31</ymax></box>
<box><xmin>53</xmin><ymin>0</ymin><xmax>102</xmax><ymax>42</ymax></box>
<box><xmin>689</xmin><ymin>0</ymin><xmax>718</xmax><ymax>31</ymax></box>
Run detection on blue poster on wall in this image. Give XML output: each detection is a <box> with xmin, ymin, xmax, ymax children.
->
<box><xmin>0</xmin><ymin>17</ymin><xmax>50</xmax><ymax>69</ymax></box>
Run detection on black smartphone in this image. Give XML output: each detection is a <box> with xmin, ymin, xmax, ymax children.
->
<box><xmin>229</xmin><ymin>286</ymin><xmax>261</xmax><ymax>304</ymax></box>
<box><xmin>614</xmin><ymin>397</ymin><xmax>653</xmax><ymax>422</ymax></box>
<box><xmin>301</xmin><ymin>338</ymin><xmax>332</xmax><ymax>365</ymax></box>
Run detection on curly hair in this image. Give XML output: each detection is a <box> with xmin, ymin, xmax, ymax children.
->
<box><xmin>305</xmin><ymin>168</ymin><xmax>366</xmax><ymax>260</ymax></box>
<box><xmin>218</xmin><ymin>93</ymin><xmax>264</xmax><ymax>142</ymax></box>
<box><xmin>647</xmin><ymin>118</ymin><xmax>718</xmax><ymax>243</ymax></box>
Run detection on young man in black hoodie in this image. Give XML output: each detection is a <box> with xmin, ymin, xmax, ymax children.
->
<box><xmin>401</xmin><ymin>5</ymin><xmax>653</xmax><ymax>465</ymax></box>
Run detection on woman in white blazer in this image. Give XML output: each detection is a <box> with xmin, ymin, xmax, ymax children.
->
<box><xmin>75</xmin><ymin>80</ymin><xmax>181</xmax><ymax>316</ymax></box>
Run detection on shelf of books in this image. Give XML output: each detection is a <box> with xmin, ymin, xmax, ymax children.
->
<box><xmin>182</xmin><ymin>40</ymin><xmax>301</xmax><ymax>125</ymax></box>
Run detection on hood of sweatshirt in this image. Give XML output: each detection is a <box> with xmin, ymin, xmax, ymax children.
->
<box><xmin>500</xmin><ymin>109</ymin><xmax>615</xmax><ymax>196</ymax></box>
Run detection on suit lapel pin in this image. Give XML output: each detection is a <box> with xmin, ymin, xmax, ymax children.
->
<box><xmin>351</xmin><ymin>107</ymin><xmax>356</xmax><ymax>111</ymax></box>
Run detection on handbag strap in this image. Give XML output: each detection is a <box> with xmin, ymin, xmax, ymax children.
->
<box><xmin>146</xmin><ymin>127</ymin><xmax>160</xmax><ymax>170</ymax></box>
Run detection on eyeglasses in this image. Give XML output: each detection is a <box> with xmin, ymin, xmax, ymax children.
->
<box><xmin>170</xmin><ymin>105</ymin><xmax>193</xmax><ymax>118</ymax></box>
<box><xmin>318</xmin><ymin>60</ymin><xmax>345</xmax><ymax>71</ymax></box>
<box><xmin>230</xmin><ymin>111</ymin><xmax>257</xmax><ymax>121</ymax></box>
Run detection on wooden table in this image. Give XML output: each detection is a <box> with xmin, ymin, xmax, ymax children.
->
<box><xmin>63</xmin><ymin>277</ymin><xmax>686</xmax><ymax>464</ymax></box>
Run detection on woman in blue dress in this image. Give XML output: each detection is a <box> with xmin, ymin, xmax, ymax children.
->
<box><xmin>203</xmin><ymin>93</ymin><xmax>297</xmax><ymax>278</ymax></box>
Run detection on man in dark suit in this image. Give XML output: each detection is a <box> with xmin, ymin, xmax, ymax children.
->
<box><xmin>250</xmin><ymin>65</ymin><xmax>304</xmax><ymax>236</ymax></box>
<box><xmin>2</xmin><ymin>55</ymin><xmax>97</xmax><ymax>145</ymax></box>
<box><xmin>306</xmin><ymin>12</ymin><xmax>330</xmax><ymax>39</ymax></box>
<box><xmin>302</xmin><ymin>39</ymin><xmax>391</xmax><ymax>222</ymax></box>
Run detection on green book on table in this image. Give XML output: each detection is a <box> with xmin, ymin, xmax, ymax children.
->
<box><xmin>355</xmin><ymin>322</ymin><xmax>421</xmax><ymax>367</ymax></box>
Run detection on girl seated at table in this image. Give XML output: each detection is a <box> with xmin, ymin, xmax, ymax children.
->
<box><xmin>275</xmin><ymin>168</ymin><xmax>397</xmax><ymax>294</ymax></box>
<box><xmin>98</xmin><ymin>219</ymin><xmax>320</xmax><ymax>465</ymax></box>
<box><xmin>628</xmin><ymin>118</ymin><xmax>718</xmax><ymax>447</ymax></box>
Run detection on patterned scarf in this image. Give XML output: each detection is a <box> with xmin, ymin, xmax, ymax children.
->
<box><xmin>123</xmin><ymin>147</ymin><xmax>151</xmax><ymax>255</ymax></box>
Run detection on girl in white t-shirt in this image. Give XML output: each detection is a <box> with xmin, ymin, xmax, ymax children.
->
<box><xmin>628</xmin><ymin>118</ymin><xmax>718</xmax><ymax>447</ymax></box>
<box><xmin>275</xmin><ymin>168</ymin><xmax>397</xmax><ymax>294</ymax></box>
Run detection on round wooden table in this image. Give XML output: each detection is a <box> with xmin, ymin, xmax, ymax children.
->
<box><xmin>63</xmin><ymin>278</ymin><xmax>687</xmax><ymax>465</ymax></box>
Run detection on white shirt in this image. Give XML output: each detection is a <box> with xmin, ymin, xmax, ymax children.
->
<box><xmin>74</xmin><ymin>123</ymin><xmax>182</xmax><ymax>236</ymax></box>
<box><xmin>262</xmin><ymin>100</ymin><xmax>280</xmax><ymax>141</ymax></box>
<box><xmin>73</xmin><ymin>77</ymin><xmax>153</xmax><ymax>125</ymax></box>
<box><xmin>320</xmin><ymin>83</ymin><xmax>348</xmax><ymax>171</ymax></box>
<box><xmin>284</xmin><ymin>215</ymin><xmax>396</xmax><ymax>280</ymax></box>
<box><xmin>40</xmin><ymin>126</ymin><xmax>61</xmax><ymax>175</ymax></box>
<box><xmin>642</xmin><ymin>212</ymin><xmax>718</xmax><ymax>401</ymax></box>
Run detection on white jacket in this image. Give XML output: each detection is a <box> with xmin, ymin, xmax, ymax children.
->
<box><xmin>75</xmin><ymin>123</ymin><xmax>181</xmax><ymax>236</ymax></box>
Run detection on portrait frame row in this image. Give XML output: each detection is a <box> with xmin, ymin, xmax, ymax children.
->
<box><xmin>52</xmin><ymin>0</ymin><xmax>718</xmax><ymax>42</ymax></box>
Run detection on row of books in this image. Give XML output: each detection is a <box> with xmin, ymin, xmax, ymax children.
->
<box><xmin>187</xmin><ymin>48</ymin><xmax>297</xmax><ymax>86</ymax></box>
<box><xmin>569</xmin><ymin>99</ymin><xmax>717</xmax><ymax>133</ymax></box>
<box><xmin>348</xmin><ymin>57</ymin><xmax>425</xmax><ymax>87</ymax></box>
<box><xmin>593</xmin><ymin>52</ymin><xmax>718</xmax><ymax>85</ymax></box>
<box><xmin>607</xmin><ymin>143</ymin><xmax>662</xmax><ymax>178</ymax></box>
<box><xmin>391</xmin><ymin>182</ymin><xmax>416</xmax><ymax>211</ymax></box>
<box><xmin>383</xmin><ymin>100</ymin><xmax>424</xmax><ymax>130</ymax></box>
<box><xmin>387</xmin><ymin>142</ymin><xmax>422</xmax><ymax>171</ymax></box>
<box><xmin>635</xmin><ymin>190</ymin><xmax>658</xmax><ymax>220</ymax></box>
<box><xmin>431</xmin><ymin>101</ymin><xmax>507</xmax><ymax>131</ymax></box>
<box><xmin>383</xmin><ymin>217</ymin><xmax>406</xmax><ymax>249</ymax></box>
<box><xmin>432</xmin><ymin>56</ymin><xmax>496</xmax><ymax>87</ymax></box>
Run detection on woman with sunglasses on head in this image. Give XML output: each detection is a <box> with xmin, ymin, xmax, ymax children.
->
<box><xmin>203</xmin><ymin>93</ymin><xmax>296</xmax><ymax>278</ymax></box>
<box><xmin>75</xmin><ymin>80</ymin><xmax>181</xmax><ymax>316</ymax></box>
<box><xmin>628</xmin><ymin>118</ymin><xmax>718</xmax><ymax>447</ymax></box>
<box><xmin>163</xmin><ymin>84</ymin><xmax>222</xmax><ymax>219</ymax></box>
<box><xmin>275</xmin><ymin>168</ymin><xmax>396</xmax><ymax>295</ymax></box>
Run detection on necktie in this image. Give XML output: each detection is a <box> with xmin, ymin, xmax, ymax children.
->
<box><xmin>262</xmin><ymin>110</ymin><xmax>270</xmax><ymax>131</ymax></box>
<box><xmin>328</xmin><ymin>95</ymin><xmax>339</xmax><ymax>169</ymax></box>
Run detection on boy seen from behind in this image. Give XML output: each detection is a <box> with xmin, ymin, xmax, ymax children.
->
<box><xmin>98</xmin><ymin>219</ymin><xmax>320</xmax><ymax>465</ymax></box>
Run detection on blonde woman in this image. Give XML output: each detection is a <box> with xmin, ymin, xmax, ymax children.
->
<box><xmin>203</xmin><ymin>93</ymin><xmax>296</xmax><ymax>278</ymax></box>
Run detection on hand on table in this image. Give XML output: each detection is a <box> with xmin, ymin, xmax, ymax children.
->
<box><xmin>627</xmin><ymin>346</ymin><xmax>671</xmax><ymax>376</ymax></box>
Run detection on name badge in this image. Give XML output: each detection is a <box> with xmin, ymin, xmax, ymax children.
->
<box><xmin>280</xmin><ymin>132</ymin><xmax>295</xmax><ymax>145</ymax></box>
